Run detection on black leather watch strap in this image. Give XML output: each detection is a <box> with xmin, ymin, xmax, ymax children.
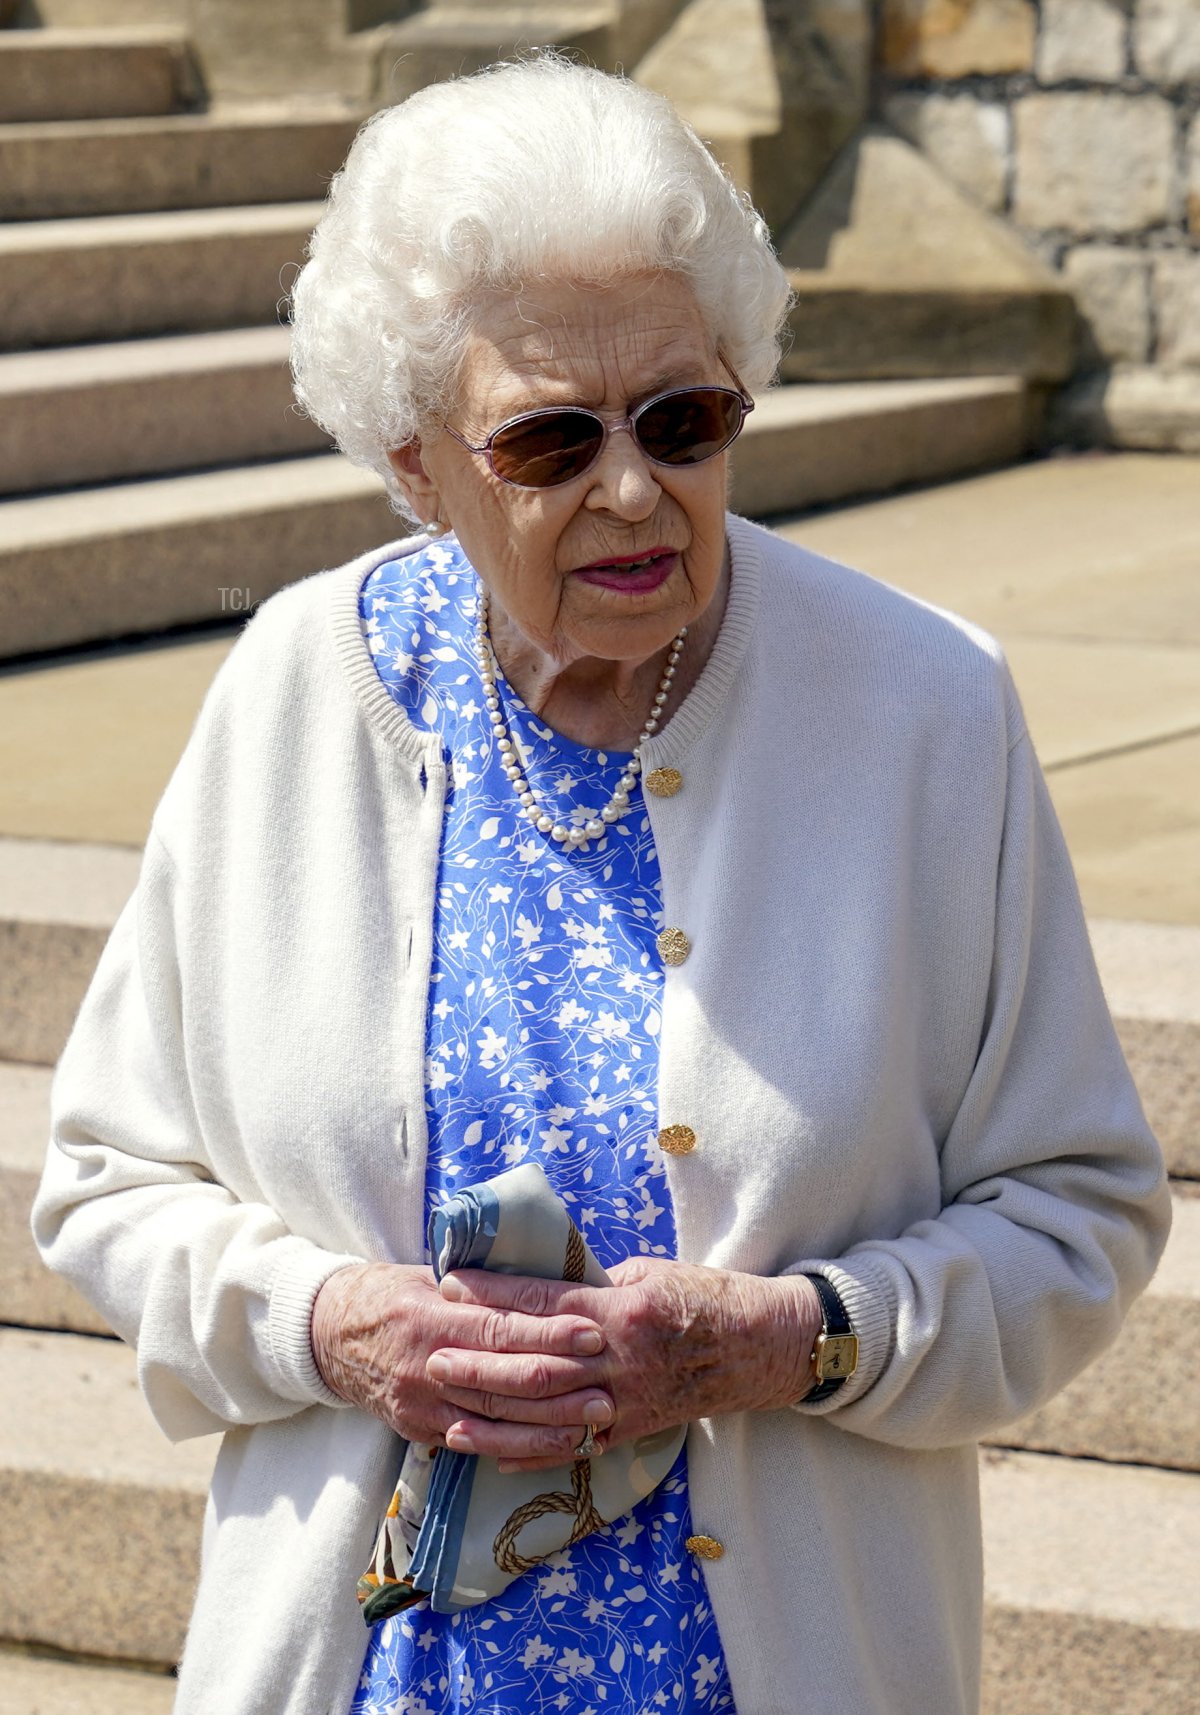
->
<box><xmin>804</xmin><ymin>1273</ymin><xmax>856</xmax><ymax>1403</ymax></box>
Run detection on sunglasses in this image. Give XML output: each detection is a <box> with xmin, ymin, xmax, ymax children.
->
<box><xmin>442</xmin><ymin>354</ymin><xmax>754</xmax><ymax>490</ymax></box>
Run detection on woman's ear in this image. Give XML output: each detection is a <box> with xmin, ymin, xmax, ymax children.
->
<box><xmin>387</xmin><ymin>441</ymin><xmax>443</xmax><ymax>530</ymax></box>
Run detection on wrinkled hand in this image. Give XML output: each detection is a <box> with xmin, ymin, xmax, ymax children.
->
<box><xmin>311</xmin><ymin>1261</ymin><xmax>614</xmax><ymax>1462</ymax></box>
<box><xmin>428</xmin><ymin>1256</ymin><xmax>823</xmax><ymax>1473</ymax></box>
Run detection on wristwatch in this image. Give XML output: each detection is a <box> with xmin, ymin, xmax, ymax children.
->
<box><xmin>803</xmin><ymin>1274</ymin><xmax>859</xmax><ymax>1403</ymax></box>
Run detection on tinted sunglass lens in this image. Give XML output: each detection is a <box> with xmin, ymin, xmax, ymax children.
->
<box><xmin>636</xmin><ymin>389</ymin><xmax>743</xmax><ymax>466</ymax></box>
<box><xmin>490</xmin><ymin>411</ymin><xmax>603</xmax><ymax>487</ymax></box>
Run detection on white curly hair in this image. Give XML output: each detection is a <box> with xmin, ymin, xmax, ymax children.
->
<box><xmin>288</xmin><ymin>54</ymin><xmax>792</xmax><ymax>518</ymax></box>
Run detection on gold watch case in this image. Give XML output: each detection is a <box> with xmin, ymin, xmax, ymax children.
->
<box><xmin>813</xmin><ymin>1330</ymin><xmax>859</xmax><ymax>1383</ymax></box>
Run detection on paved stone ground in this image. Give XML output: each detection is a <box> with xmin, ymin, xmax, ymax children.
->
<box><xmin>776</xmin><ymin>449</ymin><xmax>1200</xmax><ymax>927</ymax></box>
<box><xmin>0</xmin><ymin>450</ymin><xmax>1197</xmax><ymax>929</ymax></box>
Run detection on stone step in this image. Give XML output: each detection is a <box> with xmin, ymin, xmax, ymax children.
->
<box><xmin>783</xmin><ymin>278</ymin><xmax>1076</xmax><ymax>384</ymax></box>
<box><xmin>376</xmin><ymin>4</ymin><xmax>620</xmax><ymax>106</ymax></box>
<box><xmin>1087</xmin><ymin>919</ymin><xmax>1200</xmax><ymax>1187</ymax></box>
<box><xmin>0</xmin><ymin>1327</ymin><xmax>214</xmax><ymax>1669</ymax></box>
<box><xmin>728</xmin><ymin>375</ymin><xmax>1038</xmax><ymax>521</ymax></box>
<box><xmin>375</xmin><ymin>0</ymin><xmax>690</xmax><ymax>78</ymax></box>
<box><xmin>0</xmin><ymin>106</ymin><xmax>361</xmax><ymax>221</ymax></box>
<box><xmin>7</xmin><ymin>0</ymin><xmax>183</xmax><ymax>24</ymax></box>
<box><xmin>0</xmin><ymin>374</ymin><xmax>1037</xmax><ymax>648</ymax></box>
<box><xmin>0</xmin><ymin>202</ymin><xmax>322</xmax><ymax>350</ymax></box>
<box><xmin>0</xmin><ymin>1325</ymin><xmax>1196</xmax><ymax>1700</ymax></box>
<box><xmin>1</xmin><ymin>1061</ymin><xmax>112</xmax><ymax>1336</ymax></box>
<box><xmin>985</xmin><ymin>1189</ymin><xmax>1199</xmax><ymax>1472</ymax></box>
<box><xmin>979</xmin><ymin>1447</ymin><xmax>1200</xmax><ymax>1715</ymax></box>
<box><xmin>0</xmin><ymin>326</ymin><xmax>327</xmax><ymax>495</ymax></box>
<box><xmin>0</xmin><ymin>1648</ymin><xmax>175</xmax><ymax>1714</ymax></box>
<box><xmin>0</xmin><ymin>28</ymin><xmax>194</xmax><ymax>123</ymax></box>
<box><xmin>0</xmin><ymin>839</ymin><xmax>142</xmax><ymax>1068</ymax></box>
<box><xmin>0</xmin><ymin>453</ymin><xmax>395</xmax><ymax>659</ymax></box>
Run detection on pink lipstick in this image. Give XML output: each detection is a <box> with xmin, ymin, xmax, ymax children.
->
<box><xmin>573</xmin><ymin>548</ymin><xmax>678</xmax><ymax>594</ymax></box>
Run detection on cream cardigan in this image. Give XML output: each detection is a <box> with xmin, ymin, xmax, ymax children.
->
<box><xmin>34</xmin><ymin>513</ymin><xmax>1170</xmax><ymax>1715</ymax></box>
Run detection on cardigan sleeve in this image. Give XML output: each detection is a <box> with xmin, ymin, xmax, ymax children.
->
<box><xmin>783</xmin><ymin>718</ymin><xmax>1172</xmax><ymax>1447</ymax></box>
<box><xmin>32</xmin><ymin>826</ymin><xmax>364</xmax><ymax>1442</ymax></box>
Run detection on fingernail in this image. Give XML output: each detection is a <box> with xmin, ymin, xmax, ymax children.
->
<box><xmin>446</xmin><ymin>1428</ymin><xmax>472</xmax><ymax>1452</ymax></box>
<box><xmin>497</xmin><ymin>1460</ymin><xmax>519</xmax><ymax>1474</ymax></box>
<box><xmin>573</xmin><ymin>1328</ymin><xmax>603</xmax><ymax>1355</ymax></box>
<box><xmin>440</xmin><ymin>1274</ymin><xmax>466</xmax><ymax>1301</ymax></box>
<box><xmin>426</xmin><ymin>1354</ymin><xmax>450</xmax><ymax>1380</ymax></box>
<box><xmin>583</xmin><ymin>1397</ymin><xmax>613</xmax><ymax>1425</ymax></box>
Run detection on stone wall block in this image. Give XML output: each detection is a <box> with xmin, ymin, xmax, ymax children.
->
<box><xmin>1062</xmin><ymin>245</ymin><xmax>1152</xmax><ymax>364</ymax></box>
<box><xmin>1052</xmin><ymin>362</ymin><xmax>1200</xmax><ymax>451</ymax></box>
<box><xmin>1037</xmin><ymin>0</ymin><xmax>1129</xmax><ymax>83</ymax></box>
<box><xmin>1015</xmin><ymin>94</ymin><xmax>1175</xmax><ymax>234</ymax></box>
<box><xmin>884</xmin><ymin>93</ymin><xmax>1010</xmax><ymax>211</ymax></box>
<box><xmin>880</xmin><ymin>0</ymin><xmax>1035</xmax><ymax>78</ymax></box>
<box><xmin>1134</xmin><ymin>0</ymin><xmax>1200</xmax><ymax>82</ymax></box>
<box><xmin>1154</xmin><ymin>253</ymin><xmax>1200</xmax><ymax>366</ymax></box>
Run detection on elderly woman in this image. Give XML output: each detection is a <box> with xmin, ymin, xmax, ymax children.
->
<box><xmin>35</xmin><ymin>54</ymin><xmax>1168</xmax><ymax>1715</ymax></box>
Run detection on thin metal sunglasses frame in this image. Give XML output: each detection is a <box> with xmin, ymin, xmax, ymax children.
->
<box><xmin>441</xmin><ymin>352</ymin><xmax>755</xmax><ymax>489</ymax></box>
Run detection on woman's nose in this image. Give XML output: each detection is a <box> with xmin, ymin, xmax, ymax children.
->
<box><xmin>583</xmin><ymin>423</ymin><xmax>661</xmax><ymax>519</ymax></box>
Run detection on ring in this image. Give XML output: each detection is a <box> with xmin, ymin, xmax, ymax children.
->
<box><xmin>573</xmin><ymin>1423</ymin><xmax>599</xmax><ymax>1459</ymax></box>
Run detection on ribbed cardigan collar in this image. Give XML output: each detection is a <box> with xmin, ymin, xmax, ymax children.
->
<box><xmin>324</xmin><ymin>512</ymin><xmax>763</xmax><ymax>768</ymax></box>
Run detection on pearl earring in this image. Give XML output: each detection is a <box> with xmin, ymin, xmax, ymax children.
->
<box><xmin>425</xmin><ymin>517</ymin><xmax>447</xmax><ymax>539</ymax></box>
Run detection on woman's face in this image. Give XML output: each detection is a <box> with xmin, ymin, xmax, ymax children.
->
<box><xmin>390</xmin><ymin>273</ymin><xmax>733</xmax><ymax>672</ymax></box>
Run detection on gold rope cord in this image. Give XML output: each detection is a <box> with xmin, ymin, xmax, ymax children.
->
<box><xmin>564</xmin><ymin>1221</ymin><xmax>586</xmax><ymax>1283</ymax></box>
<box><xmin>493</xmin><ymin>1458</ymin><xmax>606</xmax><ymax>1574</ymax></box>
<box><xmin>492</xmin><ymin>1220</ymin><xmax>600</xmax><ymax>1574</ymax></box>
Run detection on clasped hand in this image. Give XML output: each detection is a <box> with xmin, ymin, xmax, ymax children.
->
<box><xmin>312</xmin><ymin>1256</ymin><xmax>821</xmax><ymax>1473</ymax></box>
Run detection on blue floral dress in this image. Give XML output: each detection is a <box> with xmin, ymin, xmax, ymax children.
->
<box><xmin>348</xmin><ymin>538</ymin><xmax>736</xmax><ymax>1715</ymax></box>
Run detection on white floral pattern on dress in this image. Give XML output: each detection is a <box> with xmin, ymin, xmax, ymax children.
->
<box><xmin>349</xmin><ymin>539</ymin><xmax>735</xmax><ymax>1714</ymax></box>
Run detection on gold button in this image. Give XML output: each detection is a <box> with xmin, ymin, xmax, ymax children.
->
<box><xmin>685</xmin><ymin>1534</ymin><xmax>725</xmax><ymax>1560</ymax></box>
<box><xmin>658</xmin><ymin>1124</ymin><xmax>696</xmax><ymax>1156</ymax></box>
<box><xmin>656</xmin><ymin>927</ymin><xmax>691</xmax><ymax>966</ymax></box>
<box><xmin>645</xmin><ymin>767</ymin><xmax>683</xmax><ymax>798</ymax></box>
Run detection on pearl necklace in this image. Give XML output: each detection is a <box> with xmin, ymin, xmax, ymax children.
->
<box><xmin>475</xmin><ymin>587</ymin><xmax>687</xmax><ymax>850</ymax></box>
